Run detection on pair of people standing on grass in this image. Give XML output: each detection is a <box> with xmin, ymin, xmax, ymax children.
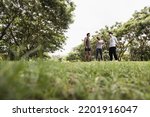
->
<box><xmin>84</xmin><ymin>32</ymin><xmax>118</xmax><ymax>61</ymax></box>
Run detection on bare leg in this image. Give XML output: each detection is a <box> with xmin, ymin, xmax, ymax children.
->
<box><xmin>85</xmin><ymin>51</ymin><xmax>88</xmax><ymax>61</ymax></box>
<box><xmin>88</xmin><ymin>51</ymin><xmax>92</xmax><ymax>61</ymax></box>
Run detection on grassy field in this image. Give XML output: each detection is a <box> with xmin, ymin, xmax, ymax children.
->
<box><xmin>0</xmin><ymin>60</ymin><xmax>150</xmax><ymax>100</ymax></box>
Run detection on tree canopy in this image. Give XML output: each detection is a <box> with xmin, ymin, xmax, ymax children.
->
<box><xmin>0</xmin><ymin>0</ymin><xmax>75</xmax><ymax>60</ymax></box>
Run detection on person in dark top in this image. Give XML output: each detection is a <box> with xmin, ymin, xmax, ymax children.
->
<box><xmin>84</xmin><ymin>33</ymin><xmax>91</xmax><ymax>61</ymax></box>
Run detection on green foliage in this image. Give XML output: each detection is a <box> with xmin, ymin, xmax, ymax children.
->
<box><xmin>0</xmin><ymin>0</ymin><xmax>75</xmax><ymax>60</ymax></box>
<box><xmin>130</xmin><ymin>45</ymin><xmax>150</xmax><ymax>61</ymax></box>
<box><xmin>0</xmin><ymin>60</ymin><xmax>150</xmax><ymax>99</ymax></box>
<box><xmin>116</xmin><ymin>7</ymin><xmax>150</xmax><ymax>61</ymax></box>
<box><xmin>66</xmin><ymin>52</ymin><xmax>80</xmax><ymax>61</ymax></box>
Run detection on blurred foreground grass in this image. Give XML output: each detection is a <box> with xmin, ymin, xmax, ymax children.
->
<box><xmin>0</xmin><ymin>60</ymin><xmax>150</xmax><ymax>99</ymax></box>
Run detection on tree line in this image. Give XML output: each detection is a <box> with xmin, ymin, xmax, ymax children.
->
<box><xmin>66</xmin><ymin>7</ymin><xmax>150</xmax><ymax>61</ymax></box>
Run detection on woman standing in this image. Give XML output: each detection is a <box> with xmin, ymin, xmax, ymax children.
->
<box><xmin>96</xmin><ymin>37</ymin><xmax>104</xmax><ymax>61</ymax></box>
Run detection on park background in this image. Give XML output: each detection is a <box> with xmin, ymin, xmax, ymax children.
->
<box><xmin>0</xmin><ymin>0</ymin><xmax>150</xmax><ymax>99</ymax></box>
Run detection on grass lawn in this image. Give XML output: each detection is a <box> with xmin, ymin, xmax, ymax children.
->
<box><xmin>0</xmin><ymin>60</ymin><xmax>150</xmax><ymax>100</ymax></box>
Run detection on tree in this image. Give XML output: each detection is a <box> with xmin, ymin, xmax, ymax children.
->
<box><xmin>0</xmin><ymin>0</ymin><xmax>75</xmax><ymax>60</ymax></box>
<box><xmin>116</xmin><ymin>7</ymin><xmax>150</xmax><ymax>61</ymax></box>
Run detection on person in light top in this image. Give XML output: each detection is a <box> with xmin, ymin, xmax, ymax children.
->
<box><xmin>96</xmin><ymin>37</ymin><xmax>104</xmax><ymax>61</ymax></box>
<box><xmin>108</xmin><ymin>32</ymin><xmax>118</xmax><ymax>61</ymax></box>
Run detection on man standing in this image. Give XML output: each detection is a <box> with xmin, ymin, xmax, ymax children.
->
<box><xmin>109</xmin><ymin>32</ymin><xmax>118</xmax><ymax>61</ymax></box>
<box><xmin>96</xmin><ymin>37</ymin><xmax>104</xmax><ymax>61</ymax></box>
<box><xmin>84</xmin><ymin>33</ymin><xmax>91</xmax><ymax>61</ymax></box>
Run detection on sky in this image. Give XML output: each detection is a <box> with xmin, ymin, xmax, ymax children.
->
<box><xmin>52</xmin><ymin>0</ymin><xmax>150</xmax><ymax>56</ymax></box>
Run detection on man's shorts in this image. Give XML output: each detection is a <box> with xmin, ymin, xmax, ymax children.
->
<box><xmin>85</xmin><ymin>48</ymin><xmax>91</xmax><ymax>51</ymax></box>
